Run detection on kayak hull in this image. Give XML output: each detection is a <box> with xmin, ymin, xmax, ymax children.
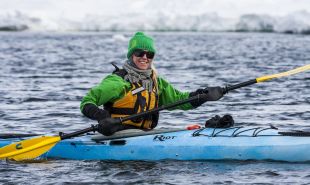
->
<box><xmin>1</xmin><ymin>127</ymin><xmax>310</xmax><ymax>162</ymax></box>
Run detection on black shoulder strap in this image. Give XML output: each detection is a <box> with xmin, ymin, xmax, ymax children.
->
<box><xmin>111</xmin><ymin>62</ymin><xmax>127</xmax><ymax>79</ymax></box>
<box><xmin>111</xmin><ymin>62</ymin><xmax>120</xmax><ymax>72</ymax></box>
<box><xmin>113</xmin><ymin>69</ymin><xmax>127</xmax><ymax>79</ymax></box>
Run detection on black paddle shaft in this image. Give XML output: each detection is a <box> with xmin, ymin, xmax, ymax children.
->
<box><xmin>121</xmin><ymin>94</ymin><xmax>207</xmax><ymax>122</ymax></box>
<box><xmin>60</xmin><ymin>94</ymin><xmax>207</xmax><ymax>140</ymax></box>
<box><xmin>223</xmin><ymin>79</ymin><xmax>257</xmax><ymax>94</ymax></box>
<box><xmin>60</xmin><ymin>79</ymin><xmax>258</xmax><ymax>140</ymax></box>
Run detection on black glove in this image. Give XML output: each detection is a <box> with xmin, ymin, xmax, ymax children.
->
<box><xmin>82</xmin><ymin>104</ymin><xmax>110</xmax><ymax>121</ymax></box>
<box><xmin>205</xmin><ymin>114</ymin><xmax>234</xmax><ymax>128</ymax></box>
<box><xmin>189</xmin><ymin>86</ymin><xmax>224</xmax><ymax>107</ymax></box>
<box><xmin>97</xmin><ymin>117</ymin><xmax>123</xmax><ymax>136</ymax></box>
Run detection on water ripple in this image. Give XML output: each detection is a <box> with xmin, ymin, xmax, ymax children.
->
<box><xmin>0</xmin><ymin>32</ymin><xmax>309</xmax><ymax>184</ymax></box>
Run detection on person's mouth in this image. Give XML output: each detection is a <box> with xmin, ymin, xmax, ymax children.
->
<box><xmin>139</xmin><ymin>60</ymin><xmax>148</xmax><ymax>64</ymax></box>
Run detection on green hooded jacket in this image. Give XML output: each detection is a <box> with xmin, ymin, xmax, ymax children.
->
<box><xmin>80</xmin><ymin>74</ymin><xmax>194</xmax><ymax>112</ymax></box>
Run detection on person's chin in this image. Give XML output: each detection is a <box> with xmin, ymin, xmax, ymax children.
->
<box><xmin>137</xmin><ymin>64</ymin><xmax>149</xmax><ymax>70</ymax></box>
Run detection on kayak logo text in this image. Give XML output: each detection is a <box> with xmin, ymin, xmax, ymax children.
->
<box><xmin>153</xmin><ymin>135</ymin><xmax>176</xmax><ymax>141</ymax></box>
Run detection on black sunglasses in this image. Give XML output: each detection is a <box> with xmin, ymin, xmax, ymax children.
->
<box><xmin>133</xmin><ymin>49</ymin><xmax>155</xmax><ymax>59</ymax></box>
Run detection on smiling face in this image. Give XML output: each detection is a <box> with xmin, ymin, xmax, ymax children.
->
<box><xmin>132</xmin><ymin>50</ymin><xmax>154</xmax><ymax>70</ymax></box>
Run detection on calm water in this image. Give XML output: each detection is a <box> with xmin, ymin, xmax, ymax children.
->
<box><xmin>0</xmin><ymin>32</ymin><xmax>309</xmax><ymax>184</ymax></box>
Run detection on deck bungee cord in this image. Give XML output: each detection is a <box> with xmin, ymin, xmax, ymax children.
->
<box><xmin>192</xmin><ymin>126</ymin><xmax>310</xmax><ymax>138</ymax></box>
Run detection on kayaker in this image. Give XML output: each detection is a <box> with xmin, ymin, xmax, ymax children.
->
<box><xmin>80</xmin><ymin>32</ymin><xmax>224</xmax><ymax>136</ymax></box>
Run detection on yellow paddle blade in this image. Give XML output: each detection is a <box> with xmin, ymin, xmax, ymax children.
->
<box><xmin>0</xmin><ymin>136</ymin><xmax>61</xmax><ymax>161</ymax></box>
<box><xmin>256</xmin><ymin>64</ymin><xmax>310</xmax><ymax>83</ymax></box>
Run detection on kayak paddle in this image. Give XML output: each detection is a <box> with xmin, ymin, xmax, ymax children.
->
<box><xmin>0</xmin><ymin>94</ymin><xmax>208</xmax><ymax>161</ymax></box>
<box><xmin>0</xmin><ymin>64</ymin><xmax>309</xmax><ymax>161</ymax></box>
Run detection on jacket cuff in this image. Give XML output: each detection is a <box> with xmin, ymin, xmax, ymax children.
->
<box><xmin>82</xmin><ymin>103</ymin><xmax>110</xmax><ymax>121</ymax></box>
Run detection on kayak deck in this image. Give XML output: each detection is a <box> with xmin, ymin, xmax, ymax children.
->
<box><xmin>1</xmin><ymin>126</ymin><xmax>310</xmax><ymax>162</ymax></box>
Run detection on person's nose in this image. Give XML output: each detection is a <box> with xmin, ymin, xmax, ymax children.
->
<box><xmin>141</xmin><ymin>53</ymin><xmax>148</xmax><ymax>59</ymax></box>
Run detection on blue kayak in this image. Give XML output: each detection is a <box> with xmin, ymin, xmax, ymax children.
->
<box><xmin>1</xmin><ymin>126</ymin><xmax>310</xmax><ymax>162</ymax></box>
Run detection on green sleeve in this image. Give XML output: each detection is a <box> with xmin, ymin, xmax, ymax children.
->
<box><xmin>157</xmin><ymin>77</ymin><xmax>194</xmax><ymax>110</ymax></box>
<box><xmin>80</xmin><ymin>74</ymin><xmax>131</xmax><ymax>111</ymax></box>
